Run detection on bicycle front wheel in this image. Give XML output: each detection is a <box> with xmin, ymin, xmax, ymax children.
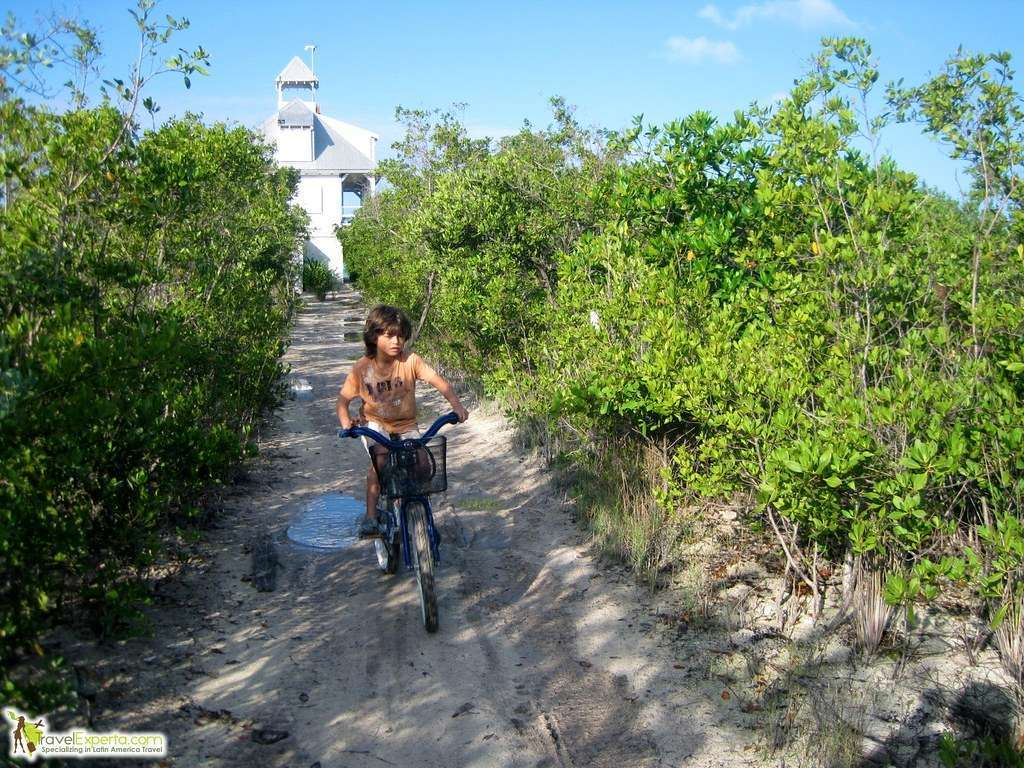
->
<box><xmin>407</xmin><ymin>501</ymin><xmax>438</xmax><ymax>633</ymax></box>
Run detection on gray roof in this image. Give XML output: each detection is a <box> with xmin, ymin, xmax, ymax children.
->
<box><xmin>276</xmin><ymin>56</ymin><xmax>318</xmax><ymax>85</ymax></box>
<box><xmin>278</xmin><ymin>100</ymin><xmax>314</xmax><ymax>127</ymax></box>
<box><xmin>262</xmin><ymin>102</ymin><xmax>374</xmax><ymax>173</ymax></box>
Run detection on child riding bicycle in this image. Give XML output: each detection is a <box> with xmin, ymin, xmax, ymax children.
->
<box><xmin>336</xmin><ymin>305</ymin><xmax>469</xmax><ymax>538</ymax></box>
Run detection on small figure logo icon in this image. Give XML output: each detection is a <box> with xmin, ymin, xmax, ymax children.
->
<box><xmin>6</xmin><ymin>710</ymin><xmax>45</xmax><ymax>759</ymax></box>
<box><xmin>5</xmin><ymin>706</ymin><xmax>166</xmax><ymax>759</ymax></box>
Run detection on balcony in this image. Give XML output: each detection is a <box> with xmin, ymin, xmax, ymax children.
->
<box><xmin>340</xmin><ymin>204</ymin><xmax>361</xmax><ymax>225</ymax></box>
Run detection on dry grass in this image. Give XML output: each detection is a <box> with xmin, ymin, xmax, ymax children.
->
<box><xmin>758</xmin><ymin>643</ymin><xmax>869</xmax><ymax>767</ymax></box>
<box><xmin>994</xmin><ymin>585</ymin><xmax>1024</xmax><ymax>689</ymax></box>
<box><xmin>668</xmin><ymin>555</ymin><xmax>714</xmax><ymax>626</ymax></box>
<box><xmin>504</xmin><ymin>402</ymin><xmax>699</xmax><ymax>587</ymax></box>
<box><xmin>508</xmin><ymin>408</ymin><xmax>557</xmax><ymax>462</ymax></box>
<box><xmin>853</xmin><ymin>560</ymin><xmax>894</xmax><ymax>657</ymax></box>
<box><xmin>573</xmin><ymin>439</ymin><xmax>692</xmax><ymax>586</ymax></box>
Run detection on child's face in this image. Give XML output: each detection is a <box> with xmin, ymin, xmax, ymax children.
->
<box><xmin>376</xmin><ymin>328</ymin><xmax>405</xmax><ymax>359</ymax></box>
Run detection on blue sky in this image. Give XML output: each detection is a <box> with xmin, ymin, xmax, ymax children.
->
<box><xmin>8</xmin><ymin>0</ymin><xmax>1024</xmax><ymax>195</ymax></box>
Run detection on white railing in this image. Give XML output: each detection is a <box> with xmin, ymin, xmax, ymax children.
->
<box><xmin>341</xmin><ymin>205</ymin><xmax>361</xmax><ymax>225</ymax></box>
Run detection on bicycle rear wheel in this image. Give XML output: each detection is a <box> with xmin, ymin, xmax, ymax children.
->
<box><xmin>407</xmin><ymin>501</ymin><xmax>438</xmax><ymax>633</ymax></box>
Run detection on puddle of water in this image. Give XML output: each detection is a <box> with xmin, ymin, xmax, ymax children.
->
<box><xmin>290</xmin><ymin>377</ymin><xmax>313</xmax><ymax>399</ymax></box>
<box><xmin>342</xmin><ymin>331</ymin><xmax>362</xmax><ymax>342</ymax></box>
<box><xmin>286</xmin><ymin>493</ymin><xmax>364</xmax><ymax>549</ymax></box>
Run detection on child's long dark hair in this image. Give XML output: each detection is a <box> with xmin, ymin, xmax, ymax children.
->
<box><xmin>363</xmin><ymin>305</ymin><xmax>412</xmax><ymax>358</ymax></box>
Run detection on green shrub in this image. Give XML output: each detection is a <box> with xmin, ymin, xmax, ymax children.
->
<box><xmin>0</xmin><ymin>18</ymin><xmax>305</xmax><ymax>707</ymax></box>
<box><xmin>344</xmin><ymin>39</ymin><xmax>1024</xmax><ymax>642</ymax></box>
<box><xmin>302</xmin><ymin>258</ymin><xmax>337</xmax><ymax>300</ymax></box>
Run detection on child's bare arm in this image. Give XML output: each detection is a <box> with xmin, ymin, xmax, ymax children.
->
<box><xmin>337</xmin><ymin>371</ymin><xmax>363</xmax><ymax>429</ymax></box>
<box><xmin>336</xmin><ymin>390</ymin><xmax>354</xmax><ymax>430</ymax></box>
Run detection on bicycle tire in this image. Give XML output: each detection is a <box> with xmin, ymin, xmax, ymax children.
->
<box><xmin>407</xmin><ymin>501</ymin><xmax>439</xmax><ymax>633</ymax></box>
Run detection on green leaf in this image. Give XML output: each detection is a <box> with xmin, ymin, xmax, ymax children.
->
<box><xmin>991</xmin><ymin>603</ymin><xmax>1009</xmax><ymax>630</ymax></box>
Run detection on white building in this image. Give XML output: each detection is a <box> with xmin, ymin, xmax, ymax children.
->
<box><xmin>260</xmin><ymin>56</ymin><xmax>377</xmax><ymax>280</ymax></box>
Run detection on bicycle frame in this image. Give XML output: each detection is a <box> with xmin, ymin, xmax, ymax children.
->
<box><xmin>340</xmin><ymin>411</ymin><xmax>459</xmax><ymax>568</ymax></box>
<box><xmin>392</xmin><ymin>494</ymin><xmax>440</xmax><ymax>568</ymax></box>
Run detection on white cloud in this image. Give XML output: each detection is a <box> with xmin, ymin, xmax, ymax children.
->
<box><xmin>698</xmin><ymin>0</ymin><xmax>854</xmax><ymax>30</ymax></box>
<box><xmin>697</xmin><ymin>5</ymin><xmax>730</xmax><ymax>27</ymax></box>
<box><xmin>665</xmin><ymin>36</ymin><xmax>741</xmax><ymax>65</ymax></box>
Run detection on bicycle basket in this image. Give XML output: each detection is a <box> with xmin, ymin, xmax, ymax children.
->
<box><xmin>370</xmin><ymin>436</ymin><xmax>447</xmax><ymax>498</ymax></box>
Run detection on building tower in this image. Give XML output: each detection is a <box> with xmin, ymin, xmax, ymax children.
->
<box><xmin>260</xmin><ymin>55</ymin><xmax>378</xmax><ymax>280</ymax></box>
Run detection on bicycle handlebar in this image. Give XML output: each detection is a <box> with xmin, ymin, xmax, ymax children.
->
<box><xmin>338</xmin><ymin>411</ymin><xmax>460</xmax><ymax>449</ymax></box>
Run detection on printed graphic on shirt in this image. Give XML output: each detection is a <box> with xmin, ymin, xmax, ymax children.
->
<box><xmin>362</xmin><ymin>368</ymin><xmax>412</xmax><ymax>423</ymax></box>
<box><xmin>343</xmin><ymin>354</ymin><xmax>425</xmax><ymax>434</ymax></box>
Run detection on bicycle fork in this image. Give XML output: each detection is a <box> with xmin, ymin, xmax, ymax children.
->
<box><xmin>399</xmin><ymin>496</ymin><xmax>442</xmax><ymax>569</ymax></box>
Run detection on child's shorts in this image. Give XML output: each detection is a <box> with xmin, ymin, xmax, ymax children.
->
<box><xmin>361</xmin><ymin>421</ymin><xmax>420</xmax><ymax>457</ymax></box>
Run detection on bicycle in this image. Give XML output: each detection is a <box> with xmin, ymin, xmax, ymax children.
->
<box><xmin>338</xmin><ymin>411</ymin><xmax>459</xmax><ymax>633</ymax></box>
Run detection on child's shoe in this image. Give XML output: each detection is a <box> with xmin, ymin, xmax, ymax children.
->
<box><xmin>357</xmin><ymin>515</ymin><xmax>381</xmax><ymax>539</ymax></box>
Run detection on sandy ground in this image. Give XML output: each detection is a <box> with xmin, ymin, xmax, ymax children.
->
<box><xmin>50</xmin><ymin>288</ymin><xmax>1015</xmax><ymax>768</ymax></box>
<box><xmin>54</xmin><ymin>289</ymin><xmax>757</xmax><ymax>768</ymax></box>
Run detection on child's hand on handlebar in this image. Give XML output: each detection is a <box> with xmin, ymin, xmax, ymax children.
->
<box><xmin>338</xmin><ymin>412</ymin><xmax>367</xmax><ymax>434</ymax></box>
<box><xmin>452</xmin><ymin>403</ymin><xmax>469</xmax><ymax>423</ymax></box>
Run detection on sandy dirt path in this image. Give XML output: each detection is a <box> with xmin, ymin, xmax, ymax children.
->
<box><xmin>64</xmin><ymin>289</ymin><xmax>758</xmax><ymax>768</ymax></box>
